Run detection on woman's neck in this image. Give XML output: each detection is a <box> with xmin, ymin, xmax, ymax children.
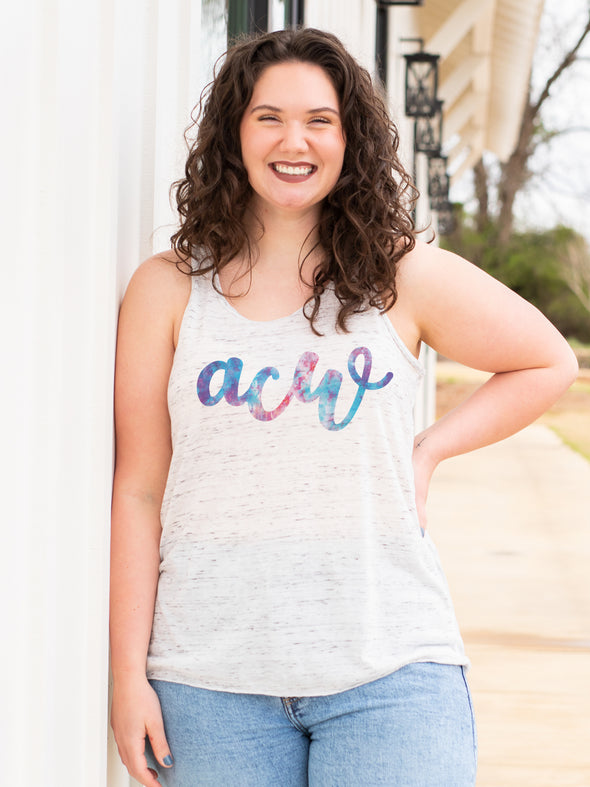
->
<box><xmin>217</xmin><ymin>204</ymin><xmax>324</xmax><ymax>314</ymax></box>
<box><xmin>244</xmin><ymin>202</ymin><xmax>322</xmax><ymax>278</ymax></box>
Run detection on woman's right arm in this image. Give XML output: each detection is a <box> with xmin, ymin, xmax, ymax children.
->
<box><xmin>110</xmin><ymin>255</ymin><xmax>190</xmax><ymax>786</ymax></box>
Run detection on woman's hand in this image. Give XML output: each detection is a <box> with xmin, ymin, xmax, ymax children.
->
<box><xmin>111</xmin><ymin>675</ymin><xmax>173</xmax><ymax>787</ymax></box>
<box><xmin>412</xmin><ymin>431</ymin><xmax>439</xmax><ymax>532</ymax></box>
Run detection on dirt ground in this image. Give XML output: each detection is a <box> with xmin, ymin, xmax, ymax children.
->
<box><xmin>436</xmin><ymin>361</ymin><xmax>590</xmax><ymax>462</ymax></box>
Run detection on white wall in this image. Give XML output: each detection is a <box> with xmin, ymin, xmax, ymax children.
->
<box><xmin>306</xmin><ymin>0</ymin><xmax>377</xmax><ymax>69</ymax></box>
<box><xmin>2</xmin><ymin>1</ymin><xmax>117</xmax><ymax>783</ymax></box>
<box><xmin>1</xmin><ymin>1</ymin><xmax>225</xmax><ymax>785</ymax></box>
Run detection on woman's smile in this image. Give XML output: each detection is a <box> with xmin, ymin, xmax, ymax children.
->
<box><xmin>270</xmin><ymin>161</ymin><xmax>318</xmax><ymax>181</ymax></box>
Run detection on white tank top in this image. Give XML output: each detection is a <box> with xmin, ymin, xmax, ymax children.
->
<box><xmin>146</xmin><ymin>270</ymin><xmax>467</xmax><ymax>696</ymax></box>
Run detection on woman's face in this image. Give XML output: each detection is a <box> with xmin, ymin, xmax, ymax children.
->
<box><xmin>239</xmin><ymin>61</ymin><xmax>346</xmax><ymax>220</ymax></box>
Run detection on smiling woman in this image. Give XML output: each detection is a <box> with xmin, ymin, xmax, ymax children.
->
<box><xmin>169</xmin><ymin>27</ymin><xmax>417</xmax><ymax>331</ymax></box>
<box><xmin>110</xmin><ymin>26</ymin><xmax>577</xmax><ymax>787</ymax></box>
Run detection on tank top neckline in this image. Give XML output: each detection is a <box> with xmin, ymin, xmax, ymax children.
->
<box><xmin>207</xmin><ymin>271</ymin><xmax>306</xmax><ymax>326</ymax></box>
<box><xmin>189</xmin><ymin>269</ymin><xmax>422</xmax><ymax>373</ymax></box>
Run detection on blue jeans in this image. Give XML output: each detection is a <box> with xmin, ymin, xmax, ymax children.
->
<box><xmin>146</xmin><ymin>662</ymin><xmax>477</xmax><ymax>786</ymax></box>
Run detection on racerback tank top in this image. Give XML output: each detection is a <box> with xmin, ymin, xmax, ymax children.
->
<box><xmin>146</xmin><ymin>270</ymin><xmax>467</xmax><ymax>696</ymax></box>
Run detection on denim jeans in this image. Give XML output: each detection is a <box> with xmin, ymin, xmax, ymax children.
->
<box><xmin>146</xmin><ymin>662</ymin><xmax>477</xmax><ymax>786</ymax></box>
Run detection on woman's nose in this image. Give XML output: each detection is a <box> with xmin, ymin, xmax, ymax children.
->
<box><xmin>279</xmin><ymin>122</ymin><xmax>309</xmax><ymax>153</ymax></box>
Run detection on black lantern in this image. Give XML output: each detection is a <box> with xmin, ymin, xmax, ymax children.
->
<box><xmin>404</xmin><ymin>51</ymin><xmax>439</xmax><ymax>117</ymax></box>
<box><xmin>414</xmin><ymin>99</ymin><xmax>443</xmax><ymax>155</ymax></box>
<box><xmin>428</xmin><ymin>155</ymin><xmax>449</xmax><ymax>211</ymax></box>
<box><xmin>436</xmin><ymin>201</ymin><xmax>456</xmax><ymax>236</ymax></box>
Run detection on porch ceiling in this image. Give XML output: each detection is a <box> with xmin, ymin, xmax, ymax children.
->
<box><xmin>413</xmin><ymin>0</ymin><xmax>544</xmax><ymax>179</ymax></box>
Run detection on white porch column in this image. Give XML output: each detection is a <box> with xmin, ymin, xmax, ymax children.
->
<box><xmin>1</xmin><ymin>1</ymin><xmax>225</xmax><ymax>785</ymax></box>
<box><xmin>2</xmin><ymin>0</ymin><xmax>117</xmax><ymax>784</ymax></box>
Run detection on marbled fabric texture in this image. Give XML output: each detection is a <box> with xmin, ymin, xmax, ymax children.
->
<box><xmin>147</xmin><ymin>272</ymin><xmax>467</xmax><ymax>696</ymax></box>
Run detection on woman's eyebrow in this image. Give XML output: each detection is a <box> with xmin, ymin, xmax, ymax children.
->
<box><xmin>249</xmin><ymin>104</ymin><xmax>340</xmax><ymax>115</ymax></box>
<box><xmin>249</xmin><ymin>104</ymin><xmax>282</xmax><ymax>114</ymax></box>
<box><xmin>308</xmin><ymin>106</ymin><xmax>340</xmax><ymax>116</ymax></box>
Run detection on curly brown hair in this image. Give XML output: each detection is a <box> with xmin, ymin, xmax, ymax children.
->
<box><xmin>171</xmin><ymin>27</ymin><xmax>417</xmax><ymax>333</ymax></box>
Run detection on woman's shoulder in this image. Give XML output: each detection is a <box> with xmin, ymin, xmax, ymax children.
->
<box><xmin>388</xmin><ymin>239</ymin><xmax>480</xmax><ymax>355</ymax></box>
<box><xmin>395</xmin><ymin>239</ymin><xmax>484</xmax><ymax>304</ymax></box>
<box><xmin>131</xmin><ymin>250</ymin><xmax>192</xmax><ymax>289</ymax></box>
<box><xmin>390</xmin><ymin>239</ymin><xmax>444</xmax><ymax>313</ymax></box>
<box><xmin>125</xmin><ymin>251</ymin><xmax>191</xmax><ymax>305</ymax></box>
<box><xmin>396</xmin><ymin>238</ymin><xmax>451</xmax><ymax>277</ymax></box>
<box><xmin>121</xmin><ymin>251</ymin><xmax>192</xmax><ymax>344</ymax></box>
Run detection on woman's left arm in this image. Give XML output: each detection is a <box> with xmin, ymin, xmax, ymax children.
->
<box><xmin>396</xmin><ymin>242</ymin><xmax>579</xmax><ymax>525</ymax></box>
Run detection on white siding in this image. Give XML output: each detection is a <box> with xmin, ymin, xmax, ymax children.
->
<box><xmin>306</xmin><ymin>0</ymin><xmax>377</xmax><ymax>68</ymax></box>
<box><xmin>1</xmin><ymin>1</ymin><xmax>225</xmax><ymax>785</ymax></box>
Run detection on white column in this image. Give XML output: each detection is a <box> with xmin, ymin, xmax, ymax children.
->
<box><xmin>2</xmin><ymin>0</ymin><xmax>117</xmax><ymax>784</ymax></box>
<box><xmin>1</xmin><ymin>0</ymin><xmax>227</xmax><ymax>784</ymax></box>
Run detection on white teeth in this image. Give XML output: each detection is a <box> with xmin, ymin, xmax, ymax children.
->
<box><xmin>273</xmin><ymin>164</ymin><xmax>314</xmax><ymax>176</ymax></box>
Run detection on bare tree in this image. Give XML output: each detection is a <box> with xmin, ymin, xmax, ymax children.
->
<box><xmin>472</xmin><ymin>158</ymin><xmax>490</xmax><ymax>232</ymax></box>
<box><xmin>474</xmin><ymin>9</ymin><xmax>590</xmax><ymax>245</ymax></box>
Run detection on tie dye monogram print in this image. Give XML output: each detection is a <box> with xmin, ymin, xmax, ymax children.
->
<box><xmin>196</xmin><ymin>346</ymin><xmax>393</xmax><ymax>431</ymax></box>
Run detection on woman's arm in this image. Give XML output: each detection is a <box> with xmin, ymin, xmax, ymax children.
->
<box><xmin>110</xmin><ymin>255</ymin><xmax>190</xmax><ymax>786</ymax></box>
<box><xmin>392</xmin><ymin>242</ymin><xmax>579</xmax><ymax>527</ymax></box>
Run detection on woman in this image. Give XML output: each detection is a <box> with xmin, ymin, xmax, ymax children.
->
<box><xmin>110</xmin><ymin>28</ymin><xmax>577</xmax><ymax>787</ymax></box>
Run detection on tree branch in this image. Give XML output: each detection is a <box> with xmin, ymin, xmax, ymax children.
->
<box><xmin>532</xmin><ymin>12</ymin><xmax>590</xmax><ymax>116</ymax></box>
<box><xmin>547</xmin><ymin>125</ymin><xmax>590</xmax><ymax>136</ymax></box>
<box><xmin>534</xmin><ymin>125</ymin><xmax>590</xmax><ymax>148</ymax></box>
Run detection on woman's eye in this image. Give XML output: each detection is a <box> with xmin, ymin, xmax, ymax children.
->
<box><xmin>258</xmin><ymin>115</ymin><xmax>280</xmax><ymax>122</ymax></box>
<box><xmin>310</xmin><ymin>117</ymin><xmax>331</xmax><ymax>125</ymax></box>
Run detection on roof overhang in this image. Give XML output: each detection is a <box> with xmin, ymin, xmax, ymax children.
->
<box><xmin>413</xmin><ymin>0</ymin><xmax>544</xmax><ymax>179</ymax></box>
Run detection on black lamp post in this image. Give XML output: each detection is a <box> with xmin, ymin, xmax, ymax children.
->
<box><xmin>401</xmin><ymin>34</ymin><xmax>444</xmax><ymax>228</ymax></box>
<box><xmin>414</xmin><ymin>99</ymin><xmax>443</xmax><ymax>155</ymax></box>
<box><xmin>427</xmin><ymin>155</ymin><xmax>450</xmax><ymax>211</ymax></box>
<box><xmin>403</xmin><ymin>50</ymin><xmax>440</xmax><ymax>117</ymax></box>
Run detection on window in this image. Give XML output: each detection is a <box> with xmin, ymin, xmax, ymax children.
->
<box><xmin>228</xmin><ymin>0</ymin><xmax>304</xmax><ymax>39</ymax></box>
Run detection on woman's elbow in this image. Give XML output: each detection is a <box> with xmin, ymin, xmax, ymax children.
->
<box><xmin>554</xmin><ymin>340</ymin><xmax>579</xmax><ymax>392</ymax></box>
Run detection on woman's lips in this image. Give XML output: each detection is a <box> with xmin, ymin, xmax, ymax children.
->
<box><xmin>270</xmin><ymin>162</ymin><xmax>317</xmax><ymax>182</ymax></box>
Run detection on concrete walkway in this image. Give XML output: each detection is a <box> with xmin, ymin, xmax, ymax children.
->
<box><xmin>428</xmin><ymin>423</ymin><xmax>590</xmax><ymax>786</ymax></box>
